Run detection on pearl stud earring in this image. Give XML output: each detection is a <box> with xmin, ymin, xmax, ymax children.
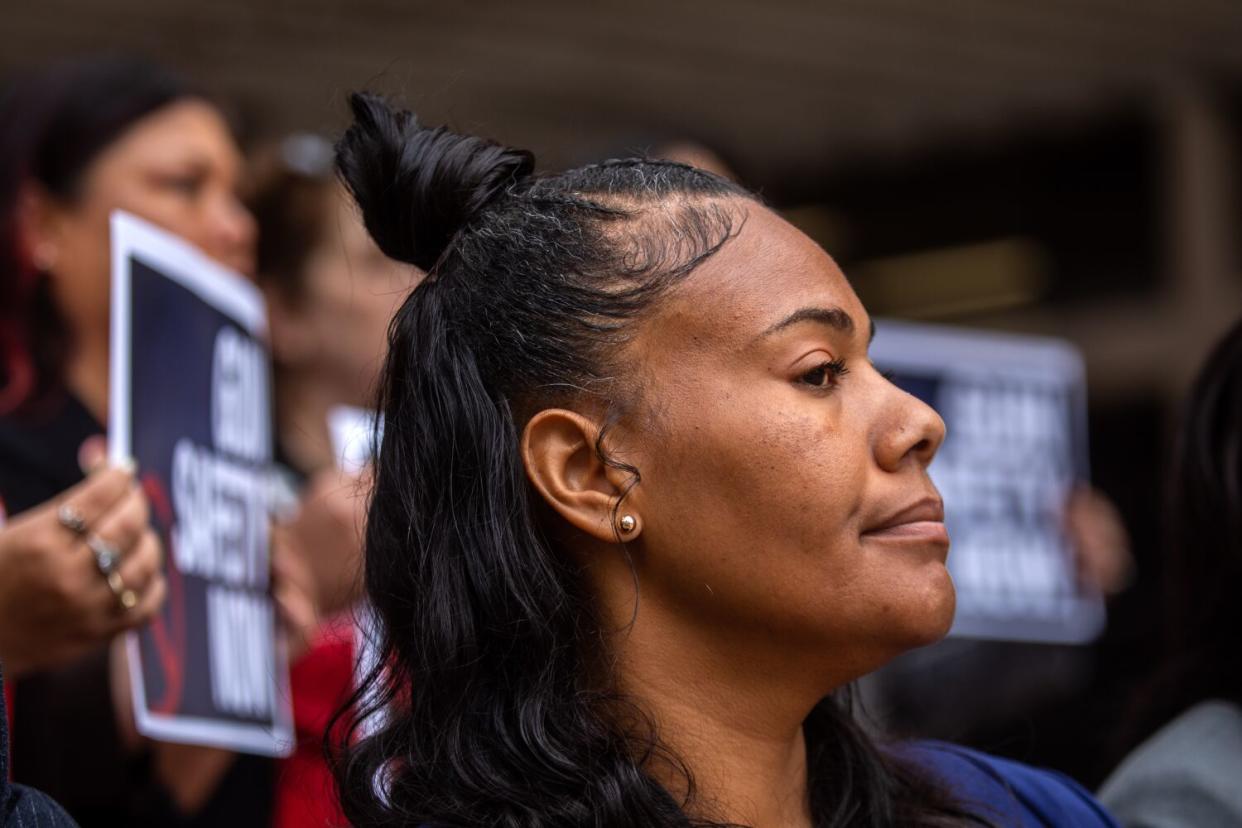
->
<box><xmin>618</xmin><ymin>514</ymin><xmax>637</xmax><ymax>534</ymax></box>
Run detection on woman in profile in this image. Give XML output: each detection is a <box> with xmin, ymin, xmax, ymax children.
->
<box><xmin>332</xmin><ymin>93</ymin><xmax>1120</xmax><ymax>827</ymax></box>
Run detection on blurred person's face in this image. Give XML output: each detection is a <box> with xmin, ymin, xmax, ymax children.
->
<box><xmin>30</xmin><ymin>99</ymin><xmax>256</xmax><ymax>348</ymax></box>
<box><xmin>569</xmin><ymin>204</ymin><xmax>953</xmax><ymax>690</ymax></box>
<box><xmin>268</xmin><ymin>186</ymin><xmax>421</xmax><ymax>407</ymax></box>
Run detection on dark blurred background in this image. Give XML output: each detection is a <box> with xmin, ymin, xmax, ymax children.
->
<box><xmin>6</xmin><ymin>0</ymin><xmax>1242</xmax><ymax>786</ymax></box>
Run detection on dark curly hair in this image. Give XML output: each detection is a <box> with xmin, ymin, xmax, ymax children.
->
<box><xmin>330</xmin><ymin>92</ymin><xmax>989</xmax><ymax>828</ymax></box>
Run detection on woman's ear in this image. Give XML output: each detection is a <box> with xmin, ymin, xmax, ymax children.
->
<box><xmin>16</xmin><ymin>181</ymin><xmax>64</xmax><ymax>272</ymax></box>
<box><xmin>522</xmin><ymin>409</ymin><xmax>634</xmax><ymax>544</ymax></box>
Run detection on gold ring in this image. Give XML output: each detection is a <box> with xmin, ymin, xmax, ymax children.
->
<box><xmin>106</xmin><ymin>571</ymin><xmax>138</xmax><ymax>611</ymax></box>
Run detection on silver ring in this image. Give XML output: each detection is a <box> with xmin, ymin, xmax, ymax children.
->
<box><xmin>57</xmin><ymin>504</ymin><xmax>89</xmax><ymax>536</ymax></box>
<box><xmin>87</xmin><ymin>535</ymin><xmax>121</xmax><ymax>576</ymax></box>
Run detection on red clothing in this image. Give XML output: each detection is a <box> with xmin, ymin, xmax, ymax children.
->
<box><xmin>273</xmin><ymin>617</ymin><xmax>354</xmax><ymax>828</ymax></box>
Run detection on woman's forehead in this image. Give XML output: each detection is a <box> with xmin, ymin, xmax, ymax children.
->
<box><xmin>645</xmin><ymin>203</ymin><xmax>863</xmax><ymax>354</ymax></box>
<box><xmin>101</xmin><ymin>100</ymin><xmax>238</xmax><ymax>171</ymax></box>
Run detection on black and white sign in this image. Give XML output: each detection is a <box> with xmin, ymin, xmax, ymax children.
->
<box><xmin>109</xmin><ymin>211</ymin><xmax>293</xmax><ymax>755</ymax></box>
<box><xmin>870</xmin><ymin>319</ymin><xmax>1103</xmax><ymax>644</ymax></box>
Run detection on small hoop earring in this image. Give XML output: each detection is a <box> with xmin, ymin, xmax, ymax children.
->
<box><xmin>618</xmin><ymin>514</ymin><xmax>637</xmax><ymax>534</ymax></box>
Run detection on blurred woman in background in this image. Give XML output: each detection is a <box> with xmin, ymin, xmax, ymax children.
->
<box><xmin>251</xmin><ymin>135</ymin><xmax>415</xmax><ymax>484</ymax></box>
<box><xmin>1100</xmin><ymin>317</ymin><xmax>1242</xmax><ymax>827</ymax></box>
<box><xmin>248</xmin><ymin>133</ymin><xmax>422</xmax><ymax>827</ymax></box>
<box><xmin>0</xmin><ymin>55</ymin><xmax>315</xmax><ymax>826</ymax></box>
<box><xmin>250</xmin><ymin>133</ymin><xmax>419</xmax><ymax>613</ymax></box>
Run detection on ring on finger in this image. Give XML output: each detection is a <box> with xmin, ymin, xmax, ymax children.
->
<box><xmin>105</xmin><ymin>571</ymin><xmax>138</xmax><ymax>611</ymax></box>
<box><xmin>87</xmin><ymin>535</ymin><xmax>121</xmax><ymax>576</ymax></box>
<box><xmin>57</xmin><ymin>504</ymin><xmax>89</xmax><ymax>536</ymax></box>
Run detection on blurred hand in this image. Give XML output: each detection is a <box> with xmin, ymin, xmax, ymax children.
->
<box><xmin>271</xmin><ymin>523</ymin><xmax>321</xmax><ymax>663</ymax></box>
<box><xmin>1065</xmin><ymin>485</ymin><xmax>1134</xmax><ymax>596</ymax></box>
<box><xmin>284</xmin><ymin>467</ymin><xmax>368</xmax><ymax>616</ymax></box>
<box><xmin>0</xmin><ymin>463</ymin><xmax>166</xmax><ymax>677</ymax></box>
<box><xmin>125</xmin><ymin>523</ymin><xmax>324</xmax><ymax>816</ymax></box>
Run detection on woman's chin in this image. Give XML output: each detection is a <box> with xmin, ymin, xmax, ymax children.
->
<box><xmin>898</xmin><ymin>570</ymin><xmax>958</xmax><ymax>650</ymax></box>
<box><xmin>924</xmin><ymin>595</ymin><xmax>957</xmax><ymax>645</ymax></box>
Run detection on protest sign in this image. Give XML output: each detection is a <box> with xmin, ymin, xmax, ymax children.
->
<box><xmin>870</xmin><ymin>319</ymin><xmax>1104</xmax><ymax>644</ymax></box>
<box><xmin>109</xmin><ymin>211</ymin><xmax>293</xmax><ymax>755</ymax></box>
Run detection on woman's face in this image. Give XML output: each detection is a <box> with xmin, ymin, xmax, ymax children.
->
<box><xmin>37</xmin><ymin>99</ymin><xmax>256</xmax><ymax>348</ymax></box>
<box><xmin>613</xmin><ymin>203</ymin><xmax>953</xmax><ymax>686</ymax></box>
<box><xmin>270</xmin><ymin>187</ymin><xmax>418</xmax><ymax>406</ymax></box>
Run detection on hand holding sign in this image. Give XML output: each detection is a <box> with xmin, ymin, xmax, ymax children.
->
<box><xmin>1065</xmin><ymin>485</ymin><xmax>1133</xmax><ymax>596</ymax></box>
<box><xmin>110</xmin><ymin>210</ymin><xmax>294</xmax><ymax>756</ymax></box>
<box><xmin>270</xmin><ymin>523</ymin><xmax>321</xmax><ymax>663</ymax></box>
<box><xmin>0</xmin><ymin>461</ymin><xmax>165</xmax><ymax>677</ymax></box>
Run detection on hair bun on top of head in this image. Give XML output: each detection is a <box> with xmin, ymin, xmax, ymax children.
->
<box><xmin>335</xmin><ymin>92</ymin><xmax>535</xmax><ymax>272</ymax></box>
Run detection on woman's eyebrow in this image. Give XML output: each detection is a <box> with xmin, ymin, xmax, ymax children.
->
<box><xmin>757</xmin><ymin>306</ymin><xmax>875</xmax><ymax>343</ymax></box>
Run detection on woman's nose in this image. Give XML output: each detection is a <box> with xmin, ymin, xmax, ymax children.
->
<box><xmin>206</xmin><ymin>194</ymin><xmax>257</xmax><ymax>275</ymax></box>
<box><xmin>876</xmin><ymin>384</ymin><xmax>946</xmax><ymax>473</ymax></box>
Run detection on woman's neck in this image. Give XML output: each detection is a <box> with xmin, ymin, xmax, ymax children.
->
<box><xmin>639</xmin><ymin>682</ymin><xmax>813</xmax><ymax>827</ymax></box>
<box><xmin>609</xmin><ymin>605</ymin><xmax>825</xmax><ymax>828</ymax></box>
<box><xmin>65</xmin><ymin>342</ymin><xmax>110</xmax><ymax>424</ymax></box>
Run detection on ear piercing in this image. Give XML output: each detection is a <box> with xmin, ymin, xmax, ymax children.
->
<box><xmin>618</xmin><ymin>514</ymin><xmax>637</xmax><ymax>534</ymax></box>
<box><xmin>33</xmin><ymin>244</ymin><xmax>58</xmax><ymax>271</ymax></box>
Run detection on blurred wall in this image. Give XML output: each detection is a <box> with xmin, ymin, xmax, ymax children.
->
<box><xmin>5</xmin><ymin>0</ymin><xmax>1239</xmax><ymax>400</ymax></box>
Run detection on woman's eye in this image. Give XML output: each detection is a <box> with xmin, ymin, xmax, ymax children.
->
<box><xmin>800</xmin><ymin>358</ymin><xmax>849</xmax><ymax>389</ymax></box>
<box><xmin>157</xmin><ymin>174</ymin><xmax>205</xmax><ymax>198</ymax></box>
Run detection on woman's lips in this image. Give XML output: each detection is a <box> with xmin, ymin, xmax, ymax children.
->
<box><xmin>861</xmin><ymin>497</ymin><xmax>950</xmax><ymax>548</ymax></box>
<box><xmin>860</xmin><ymin>520</ymin><xmax>950</xmax><ymax>545</ymax></box>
